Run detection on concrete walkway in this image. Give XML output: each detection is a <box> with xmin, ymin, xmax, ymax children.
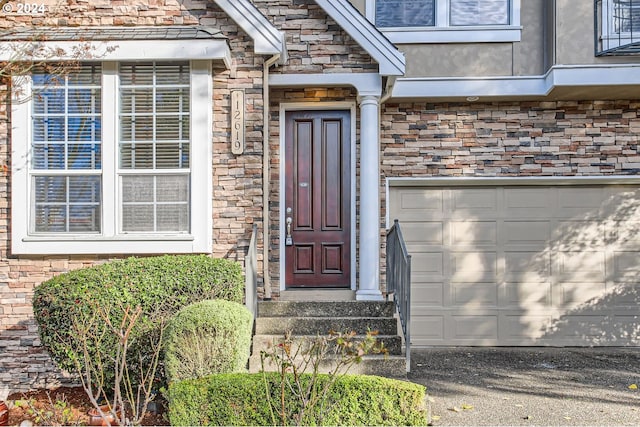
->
<box><xmin>407</xmin><ymin>348</ymin><xmax>640</xmax><ymax>426</ymax></box>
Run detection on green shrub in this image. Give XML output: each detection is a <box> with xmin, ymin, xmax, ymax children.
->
<box><xmin>165</xmin><ymin>373</ymin><xmax>429</xmax><ymax>426</ymax></box>
<box><xmin>164</xmin><ymin>300</ymin><xmax>253</xmax><ymax>382</ymax></box>
<box><xmin>33</xmin><ymin>255</ymin><xmax>244</xmax><ymax>386</ymax></box>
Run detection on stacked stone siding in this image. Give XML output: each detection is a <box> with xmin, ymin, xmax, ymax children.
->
<box><xmin>380</xmin><ymin>101</ymin><xmax>640</xmax><ymax>179</ymax></box>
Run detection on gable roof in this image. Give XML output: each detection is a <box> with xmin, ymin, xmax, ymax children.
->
<box><xmin>313</xmin><ymin>0</ymin><xmax>405</xmax><ymax>76</ymax></box>
<box><xmin>213</xmin><ymin>0</ymin><xmax>287</xmax><ymax>62</ymax></box>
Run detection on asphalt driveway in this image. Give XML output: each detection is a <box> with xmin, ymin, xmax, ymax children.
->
<box><xmin>407</xmin><ymin>348</ymin><xmax>640</xmax><ymax>426</ymax></box>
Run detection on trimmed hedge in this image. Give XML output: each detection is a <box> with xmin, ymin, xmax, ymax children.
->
<box><xmin>165</xmin><ymin>373</ymin><xmax>429</xmax><ymax>426</ymax></box>
<box><xmin>33</xmin><ymin>255</ymin><xmax>244</xmax><ymax>384</ymax></box>
<box><xmin>164</xmin><ymin>299</ymin><xmax>253</xmax><ymax>382</ymax></box>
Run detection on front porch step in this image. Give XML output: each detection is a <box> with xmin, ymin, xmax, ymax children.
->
<box><xmin>255</xmin><ymin>316</ymin><xmax>398</xmax><ymax>336</ymax></box>
<box><xmin>250</xmin><ymin>300</ymin><xmax>407</xmax><ymax>380</ymax></box>
<box><xmin>252</xmin><ymin>334</ymin><xmax>403</xmax><ymax>355</ymax></box>
<box><xmin>249</xmin><ymin>353</ymin><xmax>407</xmax><ymax>379</ymax></box>
<box><xmin>258</xmin><ymin>300</ymin><xmax>395</xmax><ymax>318</ymax></box>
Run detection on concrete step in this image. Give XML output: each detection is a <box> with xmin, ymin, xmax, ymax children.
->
<box><xmin>252</xmin><ymin>334</ymin><xmax>403</xmax><ymax>356</ymax></box>
<box><xmin>258</xmin><ymin>300</ymin><xmax>395</xmax><ymax>318</ymax></box>
<box><xmin>249</xmin><ymin>354</ymin><xmax>407</xmax><ymax>379</ymax></box>
<box><xmin>254</xmin><ymin>316</ymin><xmax>398</xmax><ymax>336</ymax></box>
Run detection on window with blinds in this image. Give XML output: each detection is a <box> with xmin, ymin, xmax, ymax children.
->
<box><xmin>31</xmin><ymin>64</ymin><xmax>102</xmax><ymax>233</ymax></box>
<box><xmin>376</xmin><ymin>0</ymin><xmax>435</xmax><ymax>28</ymax></box>
<box><xmin>375</xmin><ymin>0</ymin><xmax>510</xmax><ymax>28</ymax></box>
<box><xmin>450</xmin><ymin>0</ymin><xmax>509</xmax><ymax>26</ymax></box>
<box><xmin>119</xmin><ymin>62</ymin><xmax>191</xmax><ymax>233</ymax></box>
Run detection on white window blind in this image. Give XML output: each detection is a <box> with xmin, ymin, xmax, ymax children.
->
<box><xmin>612</xmin><ymin>0</ymin><xmax>640</xmax><ymax>33</ymax></box>
<box><xmin>450</xmin><ymin>0</ymin><xmax>509</xmax><ymax>26</ymax></box>
<box><xmin>31</xmin><ymin>64</ymin><xmax>102</xmax><ymax>233</ymax></box>
<box><xmin>376</xmin><ymin>0</ymin><xmax>435</xmax><ymax>27</ymax></box>
<box><xmin>118</xmin><ymin>62</ymin><xmax>191</xmax><ymax>233</ymax></box>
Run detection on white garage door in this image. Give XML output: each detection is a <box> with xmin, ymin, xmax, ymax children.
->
<box><xmin>389</xmin><ymin>183</ymin><xmax>640</xmax><ymax>346</ymax></box>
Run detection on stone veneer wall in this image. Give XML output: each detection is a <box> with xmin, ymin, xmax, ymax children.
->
<box><xmin>0</xmin><ymin>0</ymin><xmax>374</xmax><ymax>392</ymax></box>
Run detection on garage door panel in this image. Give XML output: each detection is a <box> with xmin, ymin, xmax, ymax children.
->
<box><xmin>504</xmin><ymin>251</ymin><xmax>551</xmax><ymax>282</ymax></box>
<box><xmin>451</xmin><ymin>252</ymin><xmax>497</xmax><ymax>281</ymax></box>
<box><xmin>412</xmin><ymin>282</ymin><xmax>444</xmax><ymax>306</ymax></box>
<box><xmin>450</xmin><ymin>315</ymin><xmax>498</xmax><ymax>340</ymax></box>
<box><xmin>391</xmin><ymin>189</ymin><xmax>444</xmax><ymax>220</ymax></box>
<box><xmin>451</xmin><ymin>221</ymin><xmax>497</xmax><ymax>245</ymax></box>
<box><xmin>504</xmin><ymin>221</ymin><xmax>551</xmax><ymax>247</ymax></box>
<box><xmin>559</xmin><ymin>282</ymin><xmax>608</xmax><ymax>307</ymax></box>
<box><xmin>505</xmin><ymin>282</ymin><xmax>552</xmax><ymax>308</ymax></box>
<box><xmin>411</xmin><ymin>316</ymin><xmax>445</xmax><ymax>344</ymax></box>
<box><xmin>500</xmin><ymin>314</ymin><xmax>554</xmax><ymax>342</ymax></box>
<box><xmin>504</xmin><ymin>188</ymin><xmax>554</xmax><ymax>217</ymax></box>
<box><xmin>553</xmin><ymin>220</ymin><xmax>605</xmax><ymax>246</ymax></box>
<box><xmin>557</xmin><ymin>251</ymin><xmax>606</xmax><ymax>282</ymax></box>
<box><xmin>411</xmin><ymin>252</ymin><xmax>444</xmax><ymax>279</ymax></box>
<box><xmin>401</xmin><ymin>222</ymin><xmax>444</xmax><ymax>245</ymax></box>
<box><xmin>614</xmin><ymin>252</ymin><xmax>640</xmax><ymax>279</ymax></box>
<box><xmin>451</xmin><ymin>283</ymin><xmax>498</xmax><ymax>307</ymax></box>
<box><xmin>557</xmin><ymin>187</ymin><xmax>607</xmax><ymax>218</ymax></box>
<box><xmin>451</xmin><ymin>188</ymin><xmax>497</xmax><ymax>216</ymax></box>
<box><xmin>612</xmin><ymin>222</ymin><xmax>640</xmax><ymax>246</ymax></box>
<box><xmin>547</xmin><ymin>315</ymin><xmax>609</xmax><ymax>340</ymax></box>
<box><xmin>611</xmin><ymin>283</ymin><xmax>640</xmax><ymax>307</ymax></box>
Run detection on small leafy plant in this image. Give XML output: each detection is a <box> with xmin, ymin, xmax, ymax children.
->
<box><xmin>15</xmin><ymin>393</ymin><xmax>81</xmax><ymax>426</ymax></box>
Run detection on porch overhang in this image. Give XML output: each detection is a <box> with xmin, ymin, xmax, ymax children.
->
<box><xmin>0</xmin><ymin>26</ymin><xmax>232</xmax><ymax>67</ymax></box>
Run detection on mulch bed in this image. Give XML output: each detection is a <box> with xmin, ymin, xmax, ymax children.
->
<box><xmin>5</xmin><ymin>386</ymin><xmax>169</xmax><ymax>426</ymax></box>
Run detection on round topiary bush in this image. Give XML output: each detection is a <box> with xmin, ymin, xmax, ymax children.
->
<box><xmin>164</xmin><ymin>299</ymin><xmax>253</xmax><ymax>383</ymax></box>
<box><xmin>33</xmin><ymin>255</ymin><xmax>244</xmax><ymax>387</ymax></box>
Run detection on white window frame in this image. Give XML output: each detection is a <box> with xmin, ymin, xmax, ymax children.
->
<box><xmin>600</xmin><ymin>0</ymin><xmax>640</xmax><ymax>49</ymax></box>
<box><xmin>11</xmin><ymin>59</ymin><xmax>213</xmax><ymax>255</ymax></box>
<box><xmin>365</xmin><ymin>0</ymin><xmax>521</xmax><ymax>44</ymax></box>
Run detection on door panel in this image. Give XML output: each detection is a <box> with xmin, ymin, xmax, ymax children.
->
<box><xmin>285</xmin><ymin>110</ymin><xmax>350</xmax><ymax>288</ymax></box>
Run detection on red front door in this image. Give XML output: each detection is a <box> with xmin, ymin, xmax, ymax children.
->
<box><xmin>284</xmin><ymin>110</ymin><xmax>351</xmax><ymax>288</ymax></box>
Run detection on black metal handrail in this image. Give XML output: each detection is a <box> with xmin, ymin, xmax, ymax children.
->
<box><xmin>245</xmin><ymin>224</ymin><xmax>258</xmax><ymax>320</ymax></box>
<box><xmin>386</xmin><ymin>219</ymin><xmax>411</xmax><ymax>373</ymax></box>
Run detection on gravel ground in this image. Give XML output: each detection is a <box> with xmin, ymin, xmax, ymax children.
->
<box><xmin>407</xmin><ymin>348</ymin><xmax>640</xmax><ymax>426</ymax></box>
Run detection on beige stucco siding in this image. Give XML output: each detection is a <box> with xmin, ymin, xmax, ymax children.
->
<box><xmin>555</xmin><ymin>0</ymin><xmax>640</xmax><ymax>65</ymax></box>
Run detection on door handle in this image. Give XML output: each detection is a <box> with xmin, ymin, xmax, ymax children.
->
<box><xmin>286</xmin><ymin>216</ymin><xmax>293</xmax><ymax>246</ymax></box>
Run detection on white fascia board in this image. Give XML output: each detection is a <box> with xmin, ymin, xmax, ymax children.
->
<box><xmin>213</xmin><ymin>0</ymin><xmax>286</xmax><ymax>59</ymax></box>
<box><xmin>0</xmin><ymin>40</ymin><xmax>232</xmax><ymax>65</ymax></box>
<box><xmin>314</xmin><ymin>0</ymin><xmax>405</xmax><ymax>76</ymax></box>
<box><xmin>269</xmin><ymin>72</ymin><xmax>382</xmax><ymax>97</ymax></box>
<box><xmin>391</xmin><ymin>64</ymin><xmax>640</xmax><ymax>99</ymax></box>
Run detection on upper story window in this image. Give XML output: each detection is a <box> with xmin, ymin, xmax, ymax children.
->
<box><xmin>366</xmin><ymin>0</ymin><xmax>521</xmax><ymax>43</ymax></box>
<box><xmin>597</xmin><ymin>0</ymin><xmax>640</xmax><ymax>55</ymax></box>
<box><xmin>12</xmin><ymin>60</ymin><xmax>213</xmax><ymax>254</ymax></box>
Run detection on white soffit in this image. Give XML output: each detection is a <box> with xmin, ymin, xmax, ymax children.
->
<box><xmin>314</xmin><ymin>0</ymin><xmax>405</xmax><ymax>76</ymax></box>
<box><xmin>213</xmin><ymin>0</ymin><xmax>287</xmax><ymax>60</ymax></box>
<box><xmin>391</xmin><ymin>64</ymin><xmax>640</xmax><ymax>99</ymax></box>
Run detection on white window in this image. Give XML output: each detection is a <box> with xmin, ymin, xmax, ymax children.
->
<box><xmin>12</xmin><ymin>60</ymin><xmax>213</xmax><ymax>254</ymax></box>
<box><xmin>366</xmin><ymin>0</ymin><xmax>521</xmax><ymax>43</ymax></box>
<box><xmin>600</xmin><ymin>0</ymin><xmax>640</xmax><ymax>50</ymax></box>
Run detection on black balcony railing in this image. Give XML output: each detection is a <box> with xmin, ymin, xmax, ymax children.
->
<box><xmin>596</xmin><ymin>0</ymin><xmax>640</xmax><ymax>55</ymax></box>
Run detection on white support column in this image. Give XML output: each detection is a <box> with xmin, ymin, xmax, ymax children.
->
<box><xmin>356</xmin><ymin>95</ymin><xmax>384</xmax><ymax>301</ymax></box>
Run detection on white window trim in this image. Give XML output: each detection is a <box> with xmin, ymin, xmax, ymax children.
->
<box><xmin>11</xmin><ymin>60</ymin><xmax>213</xmax><ymax>255</ymax></box>
<box><xmin>365</xmin><ymin>0</ymin><xmax>521</xmax><ymax>44</ymax></box>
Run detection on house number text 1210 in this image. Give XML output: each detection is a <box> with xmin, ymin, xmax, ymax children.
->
<box><xmin>231</xmin><ymin>90</ymin><xmax>245</xmax><ymax>155</ymax></box>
